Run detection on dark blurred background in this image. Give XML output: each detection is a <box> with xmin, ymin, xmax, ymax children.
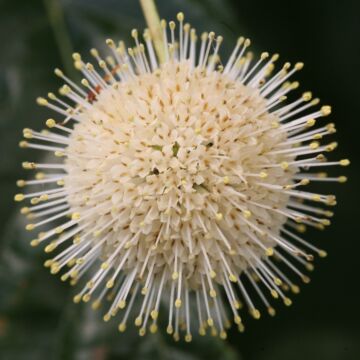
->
<box><xmin>0</xmin><ymin>0</ymin><xmax>359</xmax><ymax>359</ymax></box>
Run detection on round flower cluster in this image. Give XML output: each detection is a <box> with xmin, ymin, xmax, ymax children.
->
<box><xmin>16</xmin><ymin>13</ymin><xmax>348</xmax><ymax>341</ymax></box>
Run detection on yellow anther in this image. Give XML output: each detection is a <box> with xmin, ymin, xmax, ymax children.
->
<box><xmin>51</xmin><ymin>264</ymin><xmax>61</xmax><ymax>275</ymax></box>
<box><xmin>244</xmin><ymin>38</ymin><xmax>251</xmax><ymax>47</ymax></box>
<box><xmin>21</xmin><ymin>207</ymin><xmax>30</xmax><ymax>214</ymax></box>
<box><xmin>169</xmin><ymin>21</ymin><xmax>176</xmax><ymax>30</ymax></box>
<box><xmin>243</xmin><ymin>210</ymin><xmax>252</xmax><ymax>218</ymax></box>
<box><xmin>54</xmin><ymin>226</ymin><xmax>63</xmax><ymax>234</ymax></box>
<box><xmin>251</xmin><ymin>309</ymin><xmax>261</xmax><ymax>319</ymax></box>
<box><xmin>35</xmin><ymin>172</ymin><xmax>45</xmax><ymax>180</ymax></box>
<box><xmin>90</xmin><ymin>48</ymin><xmax>99</xmax><ymax>57</ymax></box>
<box><xmin>281</xmin><ymin>162</ymin><xmax>289</xmax><ymax>170</ymax></box>
<box><xmin>300</xmin><ymin>178</ymin><xmax>310</xmax><ymax>185</ymax></box>
<box><xmin>234</xmin><ymin>315</ymin><xmax>242</xmax><ymax>325</ymax></box>
<box><xmin>311</xmin><ymin>98</ymin><xmax>320</xmax><ymax>106</ymax></box>
<box><xmin>30</xmin><ymin>198</ymin><xmax>39</xmax><ymax>205</ymax></box>
<box><xmin>46</xmin><ymin>118</ymin><xmax>56</xmax><ymax>128</ymax></box>
<box><xmin>172</xmin><ymin>271</ymin><xmax>179</xmax><ymax>280</ymax></box>
<box><xmin>105</xmin><ymin>279</ymin><xmax>114</xmax><ymax>288</ymax></box>
<box><xmin>118</xmin><ymin>323</ymin><xmax>126</xmax><ymax>332</ymax></box>
<box><xmin>14</xmin><ymin>193</ymin><xmax>25</xmax><ymax>202</ymax></box>
<box><xmin>175</xmin><ymin>298</ymin><xmax>182</xmax><ymax>308</ymax></box>
<box><xmin>209</xmin><ymin>270</ymin><xmax>216</xmax><ymax>279</ymax></box>
<box><xmin>340</xmin><ymin>159</ymin><xmax>350</xmax><ymax>166</ymax></box>
<box><xmin>166</xmin><ymin>324</ymin><xmax>173</xmax><ymax>334</ymax></box>
<box><xmin>26</xmin><ymin>224</ymin><xmax>35</xmax><ymax>231</ymax></box>
<box><xmin>261</xmin><ymin>52</ymin><xmax>269</xmax><ymax>60</ymax></box>
<box><xmin>306</xmin><ymin>118</ymin><xmax>316</xmax><ymax>127</ymax></box>
<box><xmin>338</xmin><ymin>176</ymin><xmax>347</xmax><ymax>183</ymax></box>
<box><xmin>118</xmin><ymin>300</ymin><xmax>126</xmax><ymax>309</ymax></box>
<box><xmin>81</xmin><ymin>79</ymin><xmax>89</xmax><ymax>87</ymax></box>
<box><xmin>61</xmin><ymin>84</ymin><xmax>71</xmax><ymax>95</ymax></box>
<box><xmin>283</xmin><ymin>62</ymin><xmax>291</xmax><ymax>70</ymax></box>
<box><xmin>291</xmin><ymin>285</ymin><xmax>300</xmax><ymax>294</ymax></box>
<box><xmin>284</xmin><ymin>297</ymin><xmax>292</xmax><ymax>306</ymax></box>
<box><xmin>69</xmin><ymin>212</ymin><xmax>80</xmax><ymax>221</ymax></box>
<box><xmin>259</xmin><ymin>171</ymin><xmax>268</xmax><ymax>178</ymax></box>
<box><xmin>48</xmin><ymin>92</ymin><xmax>57</xmax><ymax>100</ymax></box>
<box><xmin>207</xmin><ymin>317</ymin><xmax>214</xmax><ymax>327</ymax></box>
<box><xmin>215</xmin><ymin>212</ymin><xmax>223</xmax><ymax>221</ymax></box>
<box><xmin>101</xmin><ymin>262</ymin><xmax>109</xmax><ymax>270</ymax></box>
<box><xmin>160</xmin><ymin>19</ymin><xmax>167</xmax><ymax>29</ymax></box>
<box><xmin>22</xmin><ymin>161</ymin><xmax>36</xmax><ymax>170</ymax></box>
<box><xmin>92</xmin><ymin>300</ymin><xmax>101</xmax><ymax>310</ymax></box>
<box><xmin>72</xmin><ymin>52</ymin><xmax>81</xmax><ymax>61</ymax></box>
<box><xmin>229</xmin><ymin>273</ymin><xmax>237</xmax><ymax>282</ymax></box>
<box><xmin>309</xmin><ymin>141</ymin><xmax>319</xmax><ymax>149</ymax></box>
<box><xmin>54</xmin><ymin>68</ymin><xmax>63</xmax><ymax>77</ymax></box>
<box><xmin>73</xmin><ymin>235</ymin><xmax>81</xmax><ymax>244</ymax></box>
<box><xmin>318</xmin><ymin>250</ymin><xmax>328</xmax><ymax>258</ymax></box>
<box><xmin>142</xmin><ymin>287</ymin><xmax>148</xmax><ymax>296</ymax></box>
<box><xmin>36</xmin><ymin>97</ymin><xmax>48</xmax><ymax>106</ymax></box>
<box><xmin>30</xmin><ymin>239</ymin><xmax>40</xmax><ymax>247</ymax></box>
<box><xmin>182</xmin><ymin>333</ymin><xmax>192</xmax><ymax>342</ymax></box>
<box><xmin>270</xmin><ymin>289</ymin><xmax>279</xmax><ymax>298</ymax></box>
<box><xmin>150</xmin><ymin>324</ymin><xmax>158</xmax><ymax>334</ymax></box>
<box><xmin>103</xmin><ymin>314</ymin><xmax>111</xmax><ymax>322</ymax></box>
<box><xmin>271</xmin><ymin>121</ymin><xmax>279</xmax><ymax>128</ymax></box>
<box><xmin>326</xmin><ymin>142</ymin><xmax>338</xmax><ymax>151</ymax></box>
<box><xmin>131</xmin><ymin>28</ymin><xmax>138</xmax><ymax>39</ymax></box>
<box><xmin>39</xmin><ymin>194</ymin><xmax>48</xmax><ymax>201</ymax></box>
<box><xmin>266</xmin><ymin>248</ymin><xmax>274</xmax><ymax>256</ymax></box>
<box><xmin>134</xmin><ymin>316</ymin><xmax>142</xmax><ymax>326</ymax></box>
<box><xmin>302</xmin><ymin>92</ymin><xmax>312</xmax><ymax>101</ymax></box>
<box><xmin>150</xmin><ymin>310</ymin><xmax>159</xmax><ymax>320</ymax></box>
<box><xmin>19</xmin><ymin>141</ymin><xmax>28</xmax><ymax>148</ymax></box>
<box><xmin>223</xmin><ymin>176</ymin><xmax>230</xmax><ymax>184</ymax></box>
<box><xmin>73</xmin><ymin>294</ymin><xmax>82</xmax><ymax>304</ymax></box>
<box><xmin>295</xmin><ymin>62</ymin><xmax>304</xmax><ymax>70</ymax></box>
<box><xmin>44</xmin><ymin>259</ymin><xmax>53</xmax><ymax>268</ymax></box>
<box><xmin>326</xmin><ymin>123</ymin><xmax>336</xmax><ymax>133</ymax></box>
<box><xmin>238</xmin><ymin>323</ymin><xmax>245</xmax><ymax>332</ymax></box>
<box><xmin>268</xmin><ymin>307</ymin><xmax>276</xmax><ymax>316</ymax></box>
<box><xmin>321</xmin><ymin>105</ymin><xmax>332</xmax><ymax>116</ymax></box>
<box><xmin>177</xmin><ymin>12</ymin><xmax>184</xmax><ymax>21</ymax></box>
<box><xmin>45</xmin><ymin>242</ymin><xmax>57</xmax><ymax>253</ymax></box>
<box><xmin>209</xmin><ymin>289</ymin><xmax>217</xmax><ymax>298</ymax></box>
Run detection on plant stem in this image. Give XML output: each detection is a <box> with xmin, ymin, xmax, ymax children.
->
<box><xmin>43</xmin><ymin>0</ymin><xmax>76</xmax><ymax>79</ymax></box>
<box><xmin>139</xmin><ymin>0</ymin><xmax>165</xmax><ymax>64</ymax></box>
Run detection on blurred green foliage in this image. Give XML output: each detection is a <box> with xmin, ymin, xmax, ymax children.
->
<box><xmin>0</xmin><ymin>0</ymin><xmax>359</xmax><ymax>359</ymax></box>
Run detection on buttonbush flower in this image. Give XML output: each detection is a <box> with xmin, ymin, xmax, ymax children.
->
<box><xmin>15</xmin><ymin>12</ymin><xmax>348</xmax><ymax>341</ymax></box>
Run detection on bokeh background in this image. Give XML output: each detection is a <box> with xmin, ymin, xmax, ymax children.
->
<box><xmin>0</xmin><ymin>0</ymin><xmax>359</xmax><ymax>359</ymax></box>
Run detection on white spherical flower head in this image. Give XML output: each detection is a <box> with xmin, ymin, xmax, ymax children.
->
<box><xmin>17</xmin><ymin>13</ymin><xmax>348</xmax><ymax>341</ymax></box>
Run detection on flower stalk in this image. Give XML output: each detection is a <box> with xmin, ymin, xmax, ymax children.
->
<box><xmin>139</xmin><ymin>0</ymin><xmax>165</xmax><ymax>64</ymax></box>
